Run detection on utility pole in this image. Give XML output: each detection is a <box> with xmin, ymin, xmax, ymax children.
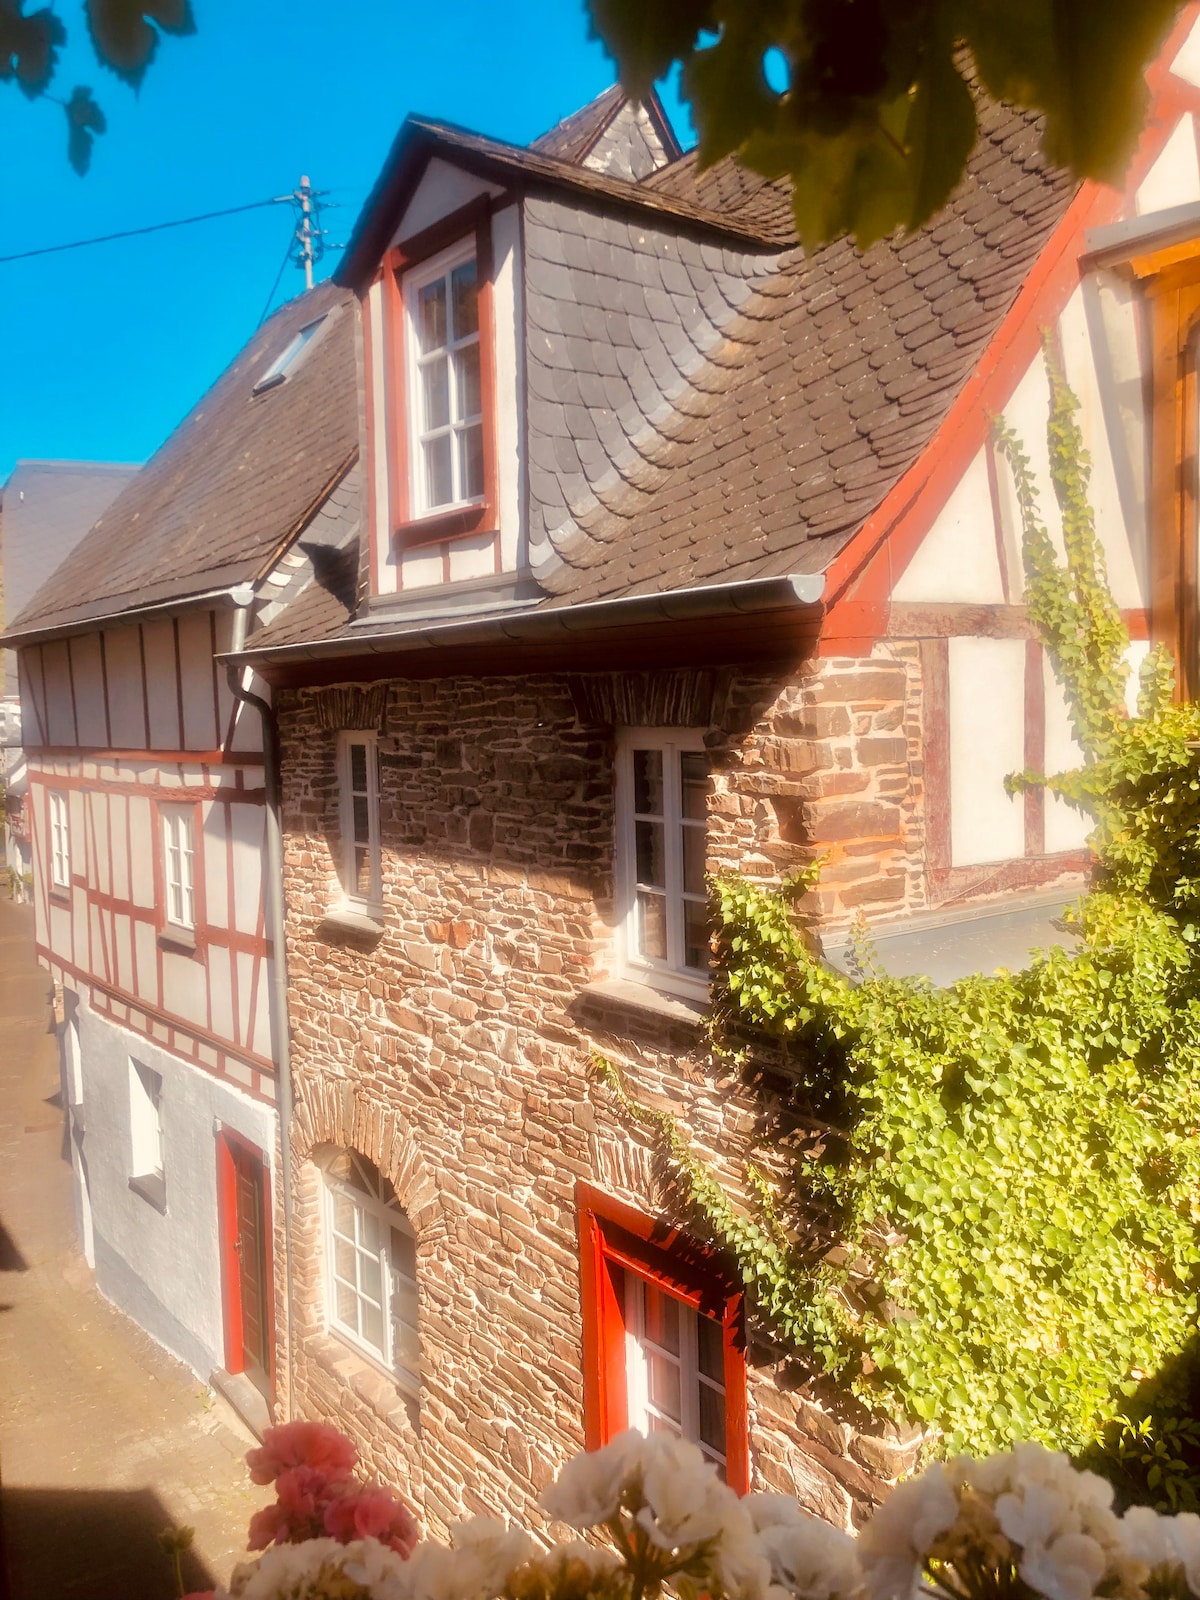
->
<box><xmin>298</xmin><ymin>174</ymin><xmax>314</xmax><ymax>290</ymax></box>
<box><xmin>287</xmin><ymin>175</ymin><xmax>325</xmax><ymax>290</ymax></box>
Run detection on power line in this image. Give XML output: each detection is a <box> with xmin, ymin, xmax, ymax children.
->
<box><xmin>257</xmin><ymin>235</ymin><xmax>296</xmax><ymax>329</ymax></box>
<box><xmin>0</xmin><ymin>195</ymin><xmax>298</xmax><ymax>265</ymax></box>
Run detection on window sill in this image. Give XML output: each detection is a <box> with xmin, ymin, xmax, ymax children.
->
<box><xmin>157</xmin><ymin>927</ymin><xmax>197</xmax><ymax>954</ymax></box>
<box><xmin>129</xmin><ymin>1172</ymin><xmax>167</xmax><ymax>1213</ymax></box>
<box><xmin>318</xmin><ymin>907</ymin><xmax>385</xmax><ymax>942</ymax></box>
<box><xmin>310</xmin><ymin>1333</ymin><xmax>419</xmax><ymax>1434</ymax></box>
<box><xmin>576</xmin><ymin>977</ymin><xmax>708</xmax><ymax>1030</ymax></box>
<box><xmin>48</xmin><ymin>888</ymin><xmax>71</xmax><ymax>907</ymax></box>
<box><xmin>395</xmin><ymin>501</ymin><xmax>493</xmax><ymax>549</ymax></box>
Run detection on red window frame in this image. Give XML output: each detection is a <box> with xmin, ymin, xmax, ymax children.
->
<box><xmin>577</xmin><ymin>1181</ymin><xmax>750</xmax><ymax>1494</ymax></box>
<box><xmin>381</xmin><ymin>196</ymin><xmax>500</xmax><ymax>551</ymax></box>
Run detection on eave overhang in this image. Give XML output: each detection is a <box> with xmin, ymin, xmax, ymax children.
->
<box><xmin>225</xmin><ymin>573</ymin><xmax>826</xmax><ymax>689</ymax></box>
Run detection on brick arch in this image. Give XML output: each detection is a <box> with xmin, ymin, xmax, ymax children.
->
<box><xmin>292</xmin><ymin>1076</ymin><xmax>445</xmax><ymax>1243</ymax></box>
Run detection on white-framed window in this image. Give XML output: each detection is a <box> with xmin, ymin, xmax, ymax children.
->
<box><xmin>161</xmin><ymin>805</ymin><xmax>196</xmax><ymax>932</ymax></box>
<box><xmin>404</xmin><ymin>240</ymin><xmax>484</xmax><ymax>517</ymax></box>
<box><xmin>337</xmin><ymin>733</ymin><xmax>382</xmax><ymax>912</ymax></box>
<box><xmin>322</xmin><ymin>1150</ymin><xmax>419</xmax><ymax>1393</ymax></box>
<box><xmin>625</xmin><ymin>1270</ymin><xmax>728</xmax><ymax>1475</ymax></box>
<box><xmin>615</xmin><ymin>729</ymin><xmax>710</xmax><ymax>997</ymax></box>
<box><xmin>49</xmin><ymin>790</ymin><xmax>70</xmax><ymax>889</ymax></box>
<box><xmin>129</xmin><ymin>1060</ymin><xmax>164</xmax><ymax>1181</ymax></box>
<box><xmin>253</xmin><ymin>313</ymin><xmax>328</xmax><ymax>394</ymax></box>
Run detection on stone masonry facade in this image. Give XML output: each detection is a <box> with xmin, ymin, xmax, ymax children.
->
<box><xmin>275</xmin><ymin>653</ymin><xmax>937</xmax><ymax>1541</ymax></box>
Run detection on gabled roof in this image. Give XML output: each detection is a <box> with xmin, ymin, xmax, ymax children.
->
<box><xmin>531</xmin><ymin>84</ymin><xmax>681</xmax><ymax>171</ymax></box>
<box><xmin>2</xmin><ymin>460</ymin><xmax>139</xmax><ymax>628</ymax></box>
<box><xmin>336</xmin><ymin>113</ymin><xmax>789</xmax><ymax>293</ymax></box>
<box><xmin>4</xmin><ymin>281</ymin><xmax>358</xmax><ymax>644</ymax></box>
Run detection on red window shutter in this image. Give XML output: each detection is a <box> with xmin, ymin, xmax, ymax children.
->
<box><xmin>576</xmin><ymin>1182</ymin><xmax>750</xmax><ymax>1495</ymax></box>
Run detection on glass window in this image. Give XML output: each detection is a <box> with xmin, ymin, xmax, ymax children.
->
<box><xmin>406</xmin><ymin>246</ymin><xmax>484</xmax><ymax>515</ymax></box>
<box><xmin>338</xmin><ymin>734</ymin><xmax>381</xmax><ymax>910</ymax></box>
<box><xmin>322</xmin><ymin>1150</ymin><xmax>419</xmax><ymax>1392</ymax></box>
<box><xmin>49</xmin><ymin>791</ymin><xmax>70</xmax><ymax>889</ymax></box>
<box><xmin>619</xmin><ymin>733</ymin><xmax>710</xmax><ymax>992</ymax></box>
<box><xmin>161</xmin><ymin>805</ymin><xmax>195</xmax><ymax>932</ymax></box>
<box><xmin>624</xmin><ymin>1270</ymin><xmax>728</xmax><ymax>1476</ymax></box>
<box><xmin>253</xmin><ymin>315</ymin><xmax>328</xmax><ymax>393</ymax></box>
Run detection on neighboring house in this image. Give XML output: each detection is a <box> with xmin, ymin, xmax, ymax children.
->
<box><xmin>221</xmin><ymin>15</ymin><xmax>1200</xmax><ymax>1537</ymax></box>
<box><xmin>1</xmin><ymin>461</ymin><xmax>138</xmax><ymax>897</ymax></box>
<box><xmin>0</xmin><ymin>285</ymin><xmax>358</xmax><ymax>1430</ymax></box>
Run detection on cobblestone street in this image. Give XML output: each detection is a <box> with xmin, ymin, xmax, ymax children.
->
<box><xmin>0</xmin><ymin>894</ymin><xmax>262</xmax><ymax>1598</ymax></box>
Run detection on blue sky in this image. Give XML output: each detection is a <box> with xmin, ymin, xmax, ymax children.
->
<box><xmin>0</xmin><ymin>2</ymin><xmax>691</xmax><ymax>483</ymax></box>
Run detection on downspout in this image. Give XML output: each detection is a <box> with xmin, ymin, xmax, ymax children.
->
<box><xmin>227</xmin><ymin>584</ymin><xmax>297</xmax><ymax>1421</ymax></box>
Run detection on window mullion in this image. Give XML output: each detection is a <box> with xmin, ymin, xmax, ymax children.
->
<box><xmin>681</xmin><ymin>1302</ymin><xmax>700</xmax><ymax>1445</ymax></box>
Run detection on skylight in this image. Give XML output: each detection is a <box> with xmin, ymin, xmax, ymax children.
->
<box><xmin>253</xmin><ymin>315</ymin><xmax>327</xmax><ymax>394</ymax></box>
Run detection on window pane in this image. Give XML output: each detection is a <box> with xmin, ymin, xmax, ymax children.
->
<box><xmin>635</xmin><ymin>820</ymin><xmax>665</xmax><ymax>887</ymax></box>
<box><xmin>392</xmin><ymin>1283</ymin><xmax>419</xmax><ymax>1345</ymax></box>
<box><xmin>683</xmin><ymin>898</ymin><xmax>708</xmax><ymax>971</ymax></box>
<box><xmin>332</xmin><ymin>1191</ymin><xmax>355</xmax><ymax>1233</ymax></box>
<box><xmin>394</xmin><ymin>1317</ymin><xmax>421</xmax><ymax>1369</ymax></box>
<box><xmin>336</xmin><ymin>1280</ymin><xmax>357</xmax><ymax>1325</ymax></box>
<box><xmin>644</xmin><ymin>1283</ymin><xmax>681</xmax><ymax>1355</ymax></box>
<box><xmin>334</xmin><ymin>1238</ymin><xmax>356</xmax><ymax>1283</ymax></box>
<box><xmin>417</xmin><ymin>279</ymin><xmax>446</xmax><ymax>352</ymax></box>
<box><xmin>422</xmin><ymin>357</ymin><xmax>450</xmax><ymax>430</ymax></box>
<box><xmin>697</xmin><ymin>1312</ymin><xmax>724</xmax><ymax>1382</ymax></box>
<box><xmin>424</xmin><ymin>434</ymin><xmax>453</xmax><ymax>508</ymax></box>
<box><xmin>451</xmin><ymin>260</ymin><xmax>478</xmax><ymax>339</ymax></box>
<box><xmin>633</xmin><ymin>749</ymin><xmax>663</xmax><ymax>816</ymax></box>
<box><xmin>458</xmin><ymin>423</ymin><xmax>484</xmax><ymax>501</ymax></box>
<box><xmin>349</xmin><ymin>743</ymin><xmax>367</xmax><ymax>792</ymax></box>
<box><xmin>391</xmin><ymin>1226</ymin><xmax>417</xmax><ymax>1279</ymax></box>
<box><xmin>680</xmin><ymin>752</ymin><xmax>707</xmax><ymax>819</ymax></box>
<box><xmin>682</xmin><ymin>824</ymin><xmax>706</xmax><ymax>896</ymax></box>
<box><xmin>354</xmin><ymin>847</ymin><xmax>371</xmax><ymax>897</ymax></box>
<box><xmin>637</xmin><ymin>892</ymin><xmax>668</xmax><ymax>962</ymax></box>
<box><xmin>361</xmin><ymin>1252</ymin><xmax>383</xmax><ymax>1304</ymax></box>
<box><xmin>362</xmin><ymin>1300</ymin><xmax>384</xmax><ymax>1352</ymax></box>
<box><xmin>352</xmin><ymin>794</ymin><xmax>370</xmax><ymax>846</ymax></box>
<box><xmin>647</xmin><ymin>1352</ymin><xmax>683</xmax><ymax>1424</ymax></box>
<box><xmin>360</xmin><ymin>1209</ymin><xmax>381</xmax><ymax>1253</ymax></box>
<box><xmin>455</xmin><ymin>344</ymin><xmax>481</xmax><ymax>419</ymax></box>
<box><xmin>698</xmin><ymin>1382</ymin><xmax>727</xmax><ymax>1457</ymax></box>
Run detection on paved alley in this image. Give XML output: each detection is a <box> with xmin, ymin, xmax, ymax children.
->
<box><xmin>0</xmin><ymin>895</ymin><xmax>263</xmax><ymax>1598</ymax></box>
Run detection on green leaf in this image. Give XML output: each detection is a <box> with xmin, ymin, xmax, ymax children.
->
<box><xmin>64</xmin><ymin>83</ymin><xmax>105</xmax><ymax>175</ymax></box>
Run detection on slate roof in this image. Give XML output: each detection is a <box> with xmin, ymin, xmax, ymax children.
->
<box><xmin>530</xmin><ymin>85</ymin><xmax>627</xmax><ymax>162</ymax></box>
<box><xmin>538</xmin><ymin>93</ymin><xmax>1075</xmax><ymax>605</ymax></box>
<box><xmin>2</xmin><ymin>460</ymin><xmax>139</xmax><ymax>627</ymax></box>
<box><xmin>5</xmin><ymin>280</ymin><xmax>358</xmax><ymax>640</ymax></box>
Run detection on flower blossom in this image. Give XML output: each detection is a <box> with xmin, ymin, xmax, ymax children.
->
<box><xmin>746</xmin><ymin>1494</ymin><xmax>863</xmax><ymax>1600</ymax></box>
<box><xmin>540</xmin><ymin>1429</ymin><xmax>647</xmax><ymax>1529</ymax></box>
<box><xmin>221</xmin><ymin>1535</ymin><xmax>409</xmax><ymax>1599</ymax></box>
<box><xmin>247</xmin><ymin>1465</ymin><xmax>339</xmax><ymax>1550</ymax></box>
<box><xmin>324</xmin><ymin>1482</ymin><xmax>419</xmax><ymax>1557</ymax></box>
<box><xmin>245</xmin><ymin>1421</ymin><xmax>359</xmax><ymax>1487</ymax></box>
<box><xmin>858</xmin><ymin>1461</ymin><xmax>959</xmax><ymax>1600</ymax></box>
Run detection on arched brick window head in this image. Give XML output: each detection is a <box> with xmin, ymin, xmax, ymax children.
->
<box><xmin>576</xmin><ymin>1182</ymin><xmax>750</xmax><ymax>1494</ymax></box>
<box><xmin>320</xmin><ymin>1149</ymin><xmax>420</xmax><ymax>1395</ymax></box>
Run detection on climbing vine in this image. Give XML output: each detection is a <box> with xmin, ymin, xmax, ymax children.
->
<box><xmin>596</xmin><ymin>355</ymin><xmax>1200</xmax><ymax>1501</ymax></box>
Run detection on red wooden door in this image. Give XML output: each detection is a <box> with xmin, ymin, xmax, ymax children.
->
<box><xmin>217</xmin><ymin>1132</ymin><xmax>273</xmax><ymax>1399</ymax></box>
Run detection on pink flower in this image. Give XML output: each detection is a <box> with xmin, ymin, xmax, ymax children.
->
<box><xmin>245</xmin><ymin>1421</ymin><xmax>359</xmax><ymax>1486</ymax></box>
<box><xmin>324</xmin><ymin>1483</ymin><xmax>418</xmax><ymax>1556</ymax></box>
<box><xmin>248</xmin><ymin>1465</ymin><xmax>338</xmax><ymax>1549</ymax></box>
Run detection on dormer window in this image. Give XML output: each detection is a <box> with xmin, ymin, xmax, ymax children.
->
<box><xmin>406</xmin><ymin>245</ymin><xmax>484</xmax><ymax>515</ymax></box>
<box><xmin>380</xmin><ymin>202</ymin><xmax>498</xmax><ymax>549</ymax></box>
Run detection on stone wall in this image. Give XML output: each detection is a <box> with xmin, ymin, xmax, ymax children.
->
<box><xmin>275</xmin><ymin>660</ymin><xmax>927</xmax><ymax>1539</ymax></box>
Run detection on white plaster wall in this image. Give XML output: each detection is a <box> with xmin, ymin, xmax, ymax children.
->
<box><xmin>1041</xmin><ymin>657</ymin><xmax>1092</xmax><ymax>854</ymax></box>
<box><xmin>1172</xmin><ymin>16</ymin><xmax>1200</xmax><ymax>88</ymax></box>
<box><xmin>1125</xmin><ymin>638</ymin><xmax>1151</xmax><ymax>714</ymax></box>
<box><xmin>997</xmin><ymin>352</ymin><xmax>1064</xmax><ymax>575</ymax></box>
<box><xmin>393</xmin><ymin>158</ymin><xmax>503</xmax><ymax>245</ymax></box>
<box><xmin>367</xmin><ymin>277</ymin><xmax>395</xmax><ymax>598</ymax></box>
<box><xmin>76</xmin><ymin>996</ymin><xmax>276</xmax><ymax>1380</ymax></box>
<box><xmin>1135</xmin><ymin>115</ymin><xmax>1200</xmax><ymax>216</ymax></box>
<box><xmin>492</xmin><ymin>199</ymin><xmax>524</xmax><ymax>575</ymax></box>
<box><xmin>949</xmin><ymin>637</ymin><xmax>1026</xmax><ymax>865</ymax></box>
<box><xmin>893</xmin><ymin>448</ymin><xmax>1006</xmax><ymax>601</ymax></box>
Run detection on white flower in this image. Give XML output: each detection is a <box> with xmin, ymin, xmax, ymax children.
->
<box><xmin>635</xmin><ymin>1433</ymin><xmax>739</xmax><ymax>1553</ymax></box>
<box><xmin>708</xmin><ymin>1501</ymin><xmax>773</xmax><ymax>1600</ymax></box>
<box><xmin>541</xmin><ymin>1431</ymin><xmax>647</xmax><ymax>1529</ymax></box>
<box><xmin>1166</xmin><ymin>1512</ymin><xmax>1200</xmax><ymax>1593</ymax></box>
<box><xmin>756</xmin><ymin>1512</ymin><xmax>863</xmax><ymax>1600</ymax></box>
<box><xmin>222</xmin><ymin>1536</ymin><xmax>410</xmax><ymax>1599</ymax></box>
<box><xmin>859</xmin><ymin>1463</ymin><xmax>959</xmax><ymax>1600</ymax></box>
<box><xmin>538</xmin><ymin>1540</ymin><xmax>623</xmax><ymax>1579</ymax></box>
<box><xmin>1018</xmin><ymin>1532</ymin><xmax>1108</xmax><ymax>1600</ymax></box>
<box><xmin>1118</xmin><ymin>1506</ymin><xmax>1173</xmax><ymax>1571</ymax></box>
<box><xmin>451</xmin><ymin>1517</ymin><xmax>537</xmax><ymax>1578</ymax></box>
